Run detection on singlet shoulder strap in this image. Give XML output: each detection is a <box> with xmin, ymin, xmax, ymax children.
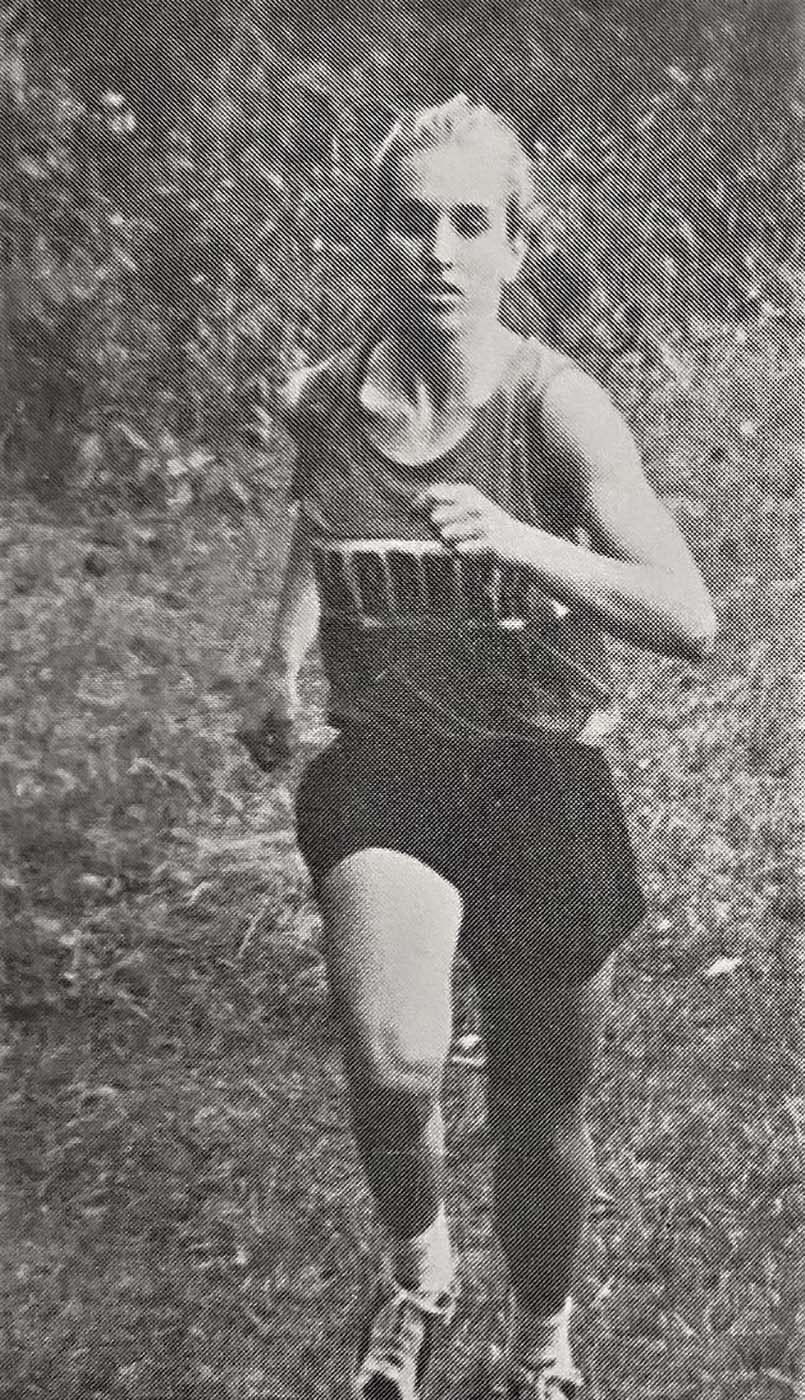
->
<box><xmin>502</xmin><ymin>339</ymin><xmax>589</xmax><ymax>534</ymax></box>
<box><xmin>279</xmin><ymin>353</ymin><xmax>345</xmax><ymax>440</ymax></box>
<box><xmin>304</xmin><ymin>348</ymin><xmax>354</xmax><ymax>417</ymax></box>
<box><xmin>280</xmin><ymin>344</ymin><xmax>368</xmax><ymax>480</ymax></box>
<box><xmin>506</xmin><ymin>337</ymin><xmax>587</xmax><ymax>470</ymax></box>
<box><xmin>317</xmin><ymin>332</ymin><xmax>385</xmax><ymax>446</ymax></box>
<box><xmin>313</xmin><ymin>334</ymin><xmax>578</xmax><ymax>442</ymax></box>
<box><xmin>506</xmin><ymin>337</ymin><xmax>577</xmax><ymax>411</ymax></box>
<box><xmin>502</xmin><ymin>337</ymin><xmax>568</xmax><ymax>455</ymax></box>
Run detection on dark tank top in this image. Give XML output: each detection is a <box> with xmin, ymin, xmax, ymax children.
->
<box><xmin>285</xmin><ymin>335</ymin><xmax>621</xmax><ymax>744</ymax></box>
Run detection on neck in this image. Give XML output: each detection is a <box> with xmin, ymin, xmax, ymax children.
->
<box><xmin>387</xmin><ymin>318</ymin><xmax>516</xmax><ymax>410</ymax></box>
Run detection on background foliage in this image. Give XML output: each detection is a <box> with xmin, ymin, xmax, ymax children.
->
<box><xmin>0</xmin><ymin>4</ymin><xmax>803</xmax><ymax>1397</ymax></box>
<box><xmin>1</xmin><ymin>0</ymin><xmax>803</xmax><ymax>502</ymax></box>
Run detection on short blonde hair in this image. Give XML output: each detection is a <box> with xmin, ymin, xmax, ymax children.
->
<box><xmin>370</xmin><ymin>93</ymin><xmax>536</xmax><ymax>240</ymax></box>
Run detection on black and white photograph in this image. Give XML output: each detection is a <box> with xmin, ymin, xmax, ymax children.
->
<box><xmin>1</xmin><ymin>3</ymin><xmax>802</xmax><ymax>1397</ymax></box>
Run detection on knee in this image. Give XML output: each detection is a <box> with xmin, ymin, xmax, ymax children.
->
<box><xmin>345</xmin><ymin>1020</ymin><xmax>446</xmax><ymax>1108</ymax></box>
<box><xmin>346</xmin><ymin>1031</ymin><xmax>443</xmax><ymax>1149</ymax></box>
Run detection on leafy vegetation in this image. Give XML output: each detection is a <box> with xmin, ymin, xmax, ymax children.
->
<box><xmin>2</xmin><ymin>0</ymin><xmax>803</xmax><ymax>494</ymax></box>
<box><xmin>1</xmin><ymin>320</ymin><xmax>802</xmax><ymax>1395</ymax></box>
<box><xmin>1</xmin><ymin>1</ymin><xmax>802</xmax><ymax>1394</ymax></box>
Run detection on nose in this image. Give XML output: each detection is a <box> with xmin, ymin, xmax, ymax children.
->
<box><xmin>428</xmin><ymin>212</ymin><xmax>457</xmax><ymax>267</ymax></box>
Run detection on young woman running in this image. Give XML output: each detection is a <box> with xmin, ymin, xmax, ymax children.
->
<box><xmin>237</xmin><ymin>96</ymin><xmax>716</xmax><ymax>1400</ymax></box>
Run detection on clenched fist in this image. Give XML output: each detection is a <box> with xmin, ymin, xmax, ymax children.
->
<box><xmin>414</xmin><ymin>482</ymin><xmax>530</xmax><ymax>561</ymax></box>
<box><xmin>234</xmin><ymin>672</ymin><xmax>298</xmax><ymax>774</ymax></box>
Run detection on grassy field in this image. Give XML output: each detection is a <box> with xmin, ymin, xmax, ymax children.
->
<box><xmin>1</xmin><ymin>330</ymin><xmax>802</xmax><ymax>1398</ymax></box>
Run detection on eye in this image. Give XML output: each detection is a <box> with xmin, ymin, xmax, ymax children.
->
<box><xmin>453</xmin><ymin>206</ymin><xmax>491</xmax><ymax>238</ymax></box>
<box><xmin>389</xmin><ymin>200</ymin><xmax>435</xmax><ymax>240</ymax></box>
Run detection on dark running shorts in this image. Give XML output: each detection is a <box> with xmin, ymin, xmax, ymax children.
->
<box><xmin>294</xmin><ymin>725</ymin><xmax>647</xmax><ymax>985</ymax></box>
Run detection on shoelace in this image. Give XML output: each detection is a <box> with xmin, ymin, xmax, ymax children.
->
<box><xmin>391</xmin><ymin>1280</ymin><xmax>459</xmax><ymax>1323</ymax></box>
<box><xmin>505</xmin><ymin>1293</ymin><xmax>581</xmax><ymax>1399</ymax></box>
<box><xmin>507</xmin><ymin>1357</ymin><xmax>583</xmax><ymax>1399</ymax></box>
<box><xmin>360</xmin><ymin>1281</ymin><xmax>457</xmax><ymax>1377</ymax></box>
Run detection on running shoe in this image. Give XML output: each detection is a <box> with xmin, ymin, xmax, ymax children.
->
<box><xmin>353</xmin><ymin>1277</ymin><xmax>458</xmax><ymax>1400</ymax></box>
<box><xmin>501</xmin><ymin>1295</ymin><xmax>583</xmax><ymax>1400</ymax></box>
<box><xmin>504</xmin><ymin>1358</ymin><xmax>583</xmax><ymax>1399</ymax></box>
<box><xmin>450</xmin><ymin>1031</ymin><xmax>487</xmax><ymax>1070</ymax></box>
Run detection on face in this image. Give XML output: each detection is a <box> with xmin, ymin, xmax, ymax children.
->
<box><xmin>379</xmin><ymin>142</ymin><xmax>525</xmax><ymax>338</ymax></box>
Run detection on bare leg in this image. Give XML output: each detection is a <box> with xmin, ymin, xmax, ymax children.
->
<box><xmin>477</xmin><ymin>953</ymin><xmax>615</xmax><ymax>1318</ymax></box>
<box><xmin>318</xmin><ymin>847</ymin><xmax>463</xmax><ymax>1284</ymax></box>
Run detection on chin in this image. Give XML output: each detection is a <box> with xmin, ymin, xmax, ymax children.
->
<box><xmin>417</xmin><ymin>305</ymin><xmax>472</xmax><ymax>338</ymax></box>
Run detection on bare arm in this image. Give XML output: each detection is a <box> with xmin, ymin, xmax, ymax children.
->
<box><xmin>418</xmin><ymin>367</ymin><xmax>717</xmax><ymax>664</ymax></box>
<box><xmin>256</xmin><ymin>361</ymin><xmax>325</xmax><ymax>695</ymax></box>
<box><xmin>235</xmin><ymin>356</ymin><xmax>323</xmax><ymax>769</ymax></box>
<box><xmin>514</xmin><ymin>369</ymin><xmax>717</xmax><ymax>662</ymax></box>
<box><xmin>235</xmin><ymin>512</ymin><xmax>320</xmax><ymax>770</ymax></box>
<box><xmin>256</xmin><ymin>512</ymin><xmax>320</xmax><ymax>701</ymax></box>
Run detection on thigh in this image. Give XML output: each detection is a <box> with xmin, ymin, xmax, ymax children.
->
<box><xmin>318</xmin><ymin>847</ymin><xmax>464</xmax><ymax>1075</ymax></box>
<box><xmin>295</xmin><ymin>731</ymin><xmax>464</xmax><ymax>901</ymax></box>
<box><xmin>477</xmin><ymin>953</ymin><xmax>615</xmax><ymax>1132</ymax></box>
<box><xmin>457</xmin><ymin>740</ymin><xmax>646</xmax><ymax>985</ymax></box>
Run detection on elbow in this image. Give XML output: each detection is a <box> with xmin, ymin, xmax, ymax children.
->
<box><xmin>678</xmin><ymin>603</ymin><xmax>718</xmax><ymax>664</ymax></box>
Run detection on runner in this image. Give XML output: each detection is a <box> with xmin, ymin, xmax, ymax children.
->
<box><xmin>237</xmin><ymin>95</ymin><xmax>716</xmax><ymax>1399</ymax></box>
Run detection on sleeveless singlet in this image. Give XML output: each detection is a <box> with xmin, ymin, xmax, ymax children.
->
<box><xmin>284</xmin><ymin>335</ymin><xmax>621</xmax><ymax>745</ymax></box>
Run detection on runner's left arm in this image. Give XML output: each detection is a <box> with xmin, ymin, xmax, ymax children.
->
<box><xmin>416</xmin><ymin>369</ymin><xmax>715</xmax><ymax>661</ymax></box>
<box><xmin>515</xmin><ymin>367</ymin><xmax>716</xmax><ymax>661</ymax></box>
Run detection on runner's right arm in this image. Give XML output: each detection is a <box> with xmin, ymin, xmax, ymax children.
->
<box><xmin>236</xmin><ymin>367</ymin><xmax>323</xmax><ymax>768</ymax></box>
<box><xmin>263</xmin><ymin>361</ymin><xmax>326</xmax><ymax>691</ymax></box>
<box><xmin>236</xmin><ymin>521</ymin><xmax>319</xmax><ymax>770</ymax></box>
<box><xmin>256</xmin><ymin>512</ymin><xmax>321</xmax><ymax>701</ymax></box>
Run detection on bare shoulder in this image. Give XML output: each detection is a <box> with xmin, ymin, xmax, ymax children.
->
<box><xmin>535</xmin><ymin>352</ymin><xmax>639</xmax><ymax>475</ymax></box>
<box><xmin>532</xmin><ymin>351</ymin><xmax>708</xmax><ymax>575</ymax></box>
<box><xmin>534</xmin><ymin>345</ymin><xmax>618</xmax><ymax>419</ymax></box>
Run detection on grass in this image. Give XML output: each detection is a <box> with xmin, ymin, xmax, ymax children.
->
<box><xmin>0</xmin><ymin>327</ymin><xmax>802</xmax><ymax>1398</ymax></box>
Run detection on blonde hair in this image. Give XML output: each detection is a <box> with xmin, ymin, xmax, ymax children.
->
<box><xmin>370</xmin><ymin>93</ymin><xmax>536</xmax><ymax>241</ymax></box>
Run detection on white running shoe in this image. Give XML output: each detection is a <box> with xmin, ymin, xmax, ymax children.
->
<box><xmin>502</xmin><ymin>1295</ymin><xmax>583</xmax><ymax>1400</ymax></box>
<box><xmin>504</xmin><ymin>1358</ymin><xmax>583</xmax><ymax>1400</ymax></box>
<box><xmin>354</xmin><ymin>1277</ymin><xmax>458</xmax><ymax>1400</ymax></box>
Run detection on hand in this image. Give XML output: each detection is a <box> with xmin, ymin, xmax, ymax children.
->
<box><xmin>413</xmin><ymin>482</ymin><xmax>529</xmax><ymax>563</ymax></box>
<box><xmin>234</xmin><ymin>672</ymin><xmax>298</xmax><ymax>774</ymax></box>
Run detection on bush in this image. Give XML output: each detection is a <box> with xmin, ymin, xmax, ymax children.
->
<box><xmin>1</xmin><ymin>0</ymin><xmax>802</xmax><ymax>504</ymax></box>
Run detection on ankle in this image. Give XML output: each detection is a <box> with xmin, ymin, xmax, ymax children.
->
<box><xmin>391</xmin><ymin>1203</ymin><xmax>456</xmax><ymax>1297</ymax></box>
<box><xmin>507</xmin><ymin>1294</ymin><xmax>574</xmax><ymax>1369</ymax></box>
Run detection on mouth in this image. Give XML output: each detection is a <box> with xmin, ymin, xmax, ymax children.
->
<box><xmin>420</xmin><ymin>283</ymin><xmax>464</xmax><ymax>306</ymax></box>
